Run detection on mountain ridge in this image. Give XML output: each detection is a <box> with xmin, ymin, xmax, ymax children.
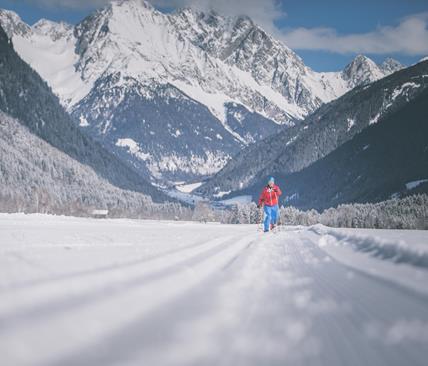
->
<box><xmin>227</xmin><ymin>86</ymin><xmax>428</xmax><ymax>211</ymax></box>
<box><xmin>196</xmin><ymin>60</ymin><xmax>428</xmax><ymax>197</ymax></box>
<box><xmin>0</xmin><ymin>23</ymin><xmax>168</xmax><ymax>201</ymax></box>
<box><xmin>0</xmin><ymin>1</ymin><xmax>405</xmax><ymax>183</ymax></box>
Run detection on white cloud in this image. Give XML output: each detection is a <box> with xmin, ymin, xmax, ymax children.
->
<box><xmin>281</xmin><ymin>12</ymin><xmax>428</xmax><ymax>56</ymax></box>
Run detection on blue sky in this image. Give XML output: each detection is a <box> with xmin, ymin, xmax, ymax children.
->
<box><xmin>1</xmin><ymin>0</ymin><xmax>427</xmax><ymax>71</ymax></box>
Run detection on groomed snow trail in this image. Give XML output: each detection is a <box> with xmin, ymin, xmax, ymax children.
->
<box><xmin>1</xmin><ymin>215</ymin><xmax>428</xmax><ymax>366</ymax></box>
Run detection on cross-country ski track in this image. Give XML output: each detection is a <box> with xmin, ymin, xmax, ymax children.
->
<box><xmin>1</xmin><ymin>214</ymin><xmax>428</xmax><ymax>366</ymax></box>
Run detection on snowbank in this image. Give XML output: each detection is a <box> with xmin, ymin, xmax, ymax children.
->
<box><xmin>310</xmin><ymin>225</ymin><xmax>428</xmax><ymax>269</ymax></box>
<box><xmin>310</xmin><ymin>224</ymin><xmax>428</xmax><ymax>296</ymax></box>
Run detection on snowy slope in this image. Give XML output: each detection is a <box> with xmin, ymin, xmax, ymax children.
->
<box><xmin>4</xmin><ymin>15</ymin><xmax>91</xmax><ymax>107</ymax></box>
<box><xmin>225</xmin><ymin>84</ymin><xmax>428</xmax><ymax>210</ymax></box>
<box><xmin>197</xmin><ymin>60</ymin><xmax>428</xmax><ymax>198</ymax></box>
<box><xmin>1</xmin><ymin>214</ymin><xmax>428</xmax><ymax>366</ymax></box>
<box><xmin>0</xmin><ymin>111</ymin><xmax>179</xmax><ymax>214</ymax></box>
<box><xmin>0</xmin><ymin>22</ymin><xmax>167</xmax><ymax>200</ymax></box>
<box><xmin>0</xmin><ymin>3</ymin><xmax>403</xmax><ymax>183</ymax></box>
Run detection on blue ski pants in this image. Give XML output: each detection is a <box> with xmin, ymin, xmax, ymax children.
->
<box><xmin>263</xmin><ymin>204</ymin><xmax>279</xmax><ymax>231</ymax></box>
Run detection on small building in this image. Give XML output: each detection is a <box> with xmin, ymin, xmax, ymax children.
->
<box><xmin>91</xmin><ymin>209</ymin><xmax>109</xmax><ymax>219</ymax></box>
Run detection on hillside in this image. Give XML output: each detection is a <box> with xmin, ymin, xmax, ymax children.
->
<box><xmin>198</xmin><ymin>60</ymin><xmax>428</xmax><ymax>197</ymax></box>
<box><xmin>0</xmin><ymin>2</ymin><xmax>402</xmax><ymax>183</ymax></box>
<box><xmin>0</xmin><ymin>24</ymin><xmax>165</xmax><ymax>200</ymax></box>
<box><xmin>225</xmin><ymin>87</ymin><xmax>428</xmax><ymax>210</ymax></box>
<box><xmin>0</xmin><ymin>111</ymin><xmax>186</xmax><ymax>217</ymax></box>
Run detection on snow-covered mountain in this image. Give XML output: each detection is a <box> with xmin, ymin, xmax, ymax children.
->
<box><xmin>197</xmin><ymin>60</ymin><xmax>428</xmax><ymax>198</ymax></box>
<box><xmin>341</xmin><ymin>54</ymin><xmax>402</xmax><ymax>88</ymax></box>
<box><xmin>0</xmin><ymin>1</ymin><xmax>404</xmax><ymax>183</ymax></box>
<box><xmin>0</xmin><ymin>110</ymin><xmax>184</xmax><ymax>216</ymax></box>
<box><xmin>379</xmin><ymin>57</ymin><xmax>404</xmax><ymax>74</ymax></box>
<box><xmin>220</xmin><ymin>85</ymin><xmax>428</xmax><ymax>211</ymax></box>
<box><xmin>0</xmin><ymin>22</ymin><xmax>166</xmax><ymax>201</ymax></box>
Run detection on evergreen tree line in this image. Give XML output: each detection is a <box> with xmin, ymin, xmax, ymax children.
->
<box><xmin>2</xmin><ymin>108</ymin><xmax>426</xmax><ymax>227</ymax></box>
<box><xmin>212</xmin><ymin>194</ymin><xmax>428</xmax><ymax>230</ymax></box>
<box><xmin>0</xmin><ymin>112</ymin><xmax>192</xmax><ymax>220</ymax></box>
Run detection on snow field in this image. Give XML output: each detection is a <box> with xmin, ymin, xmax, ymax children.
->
<box><xmin>1</xmin><ymin>214</ymin><xmax>428</xmax><ymax>366</ymax></box>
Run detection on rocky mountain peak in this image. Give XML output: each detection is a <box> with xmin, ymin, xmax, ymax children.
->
<box><xmin>0</xmin><ymin>9</ymin><xmax>31</xmax><ymax>38</ymax></box>
<box><xmin>342</xmin><ymin>54</ymin><xmax>385</xmax><ymax>87</ymax></box>
<box><xmin>33</xmin><ymin>18</ymin><xmax>73</xmax><ymax>40</ymax></box>
<box><xmin>379</xmin><ymin>57</ymin><xmax>403</xmax><ymax>74</ymax></box>
<box><xmin>0</xmin><ymin>2</ymin><xmax>412</xmax><ymax>184</ymax></box>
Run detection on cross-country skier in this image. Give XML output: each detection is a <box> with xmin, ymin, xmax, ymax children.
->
<box><xmin>257</xmin><ymin>177</ymin><xmax>282</xmax><ymax>232</ymax></box>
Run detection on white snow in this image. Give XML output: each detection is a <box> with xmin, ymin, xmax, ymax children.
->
<box><xmin>285</xmin><ymin>135</ymin><xmax>298</xmax><ymax>146</ymax></box>
<box><xmin>149</xmin><ymin>151</ymin><xmax>230</xmax><ymax>178</ymax></box>
<box><xmin>115</xmin><ymin>138</ymin><xmax>150</xmax><ymax>161</ymax></box>
<box><xmin>163</xmin><ymin>188</ymin><xmax>204</xmax><ymax>205</ymax></box>
<box><xmin>1</xmin><ymin>214</ymin><xmax>428</xmax><ymax>366</ymax></box>
<box><xmin>405</xmin><ymin>179</ymin><xmax>428</xmax><ymax>190</ymax></box>
<box><xmin>12</xmin><ymin>29</ymin><xmax>93</xmax><ymax>109</ymax></box>
<box><xmin>171</xmin><ymin>80</ymin><xmax>231</xmax><ymax>124</ymax></box>
<box><xmin>213</xmin><ymin>190</ymin><xmax>231</xmax><ymax>198</ymax></box>
<box><xmin>369</xmin><ymin>112</ymin><xmax>381</xmax><ymax>125</ymax></box>
<box><xmin>391</xmin><ymin>82</ymin><xmax>421</xmax><ymax>102</ymax></box>
<box><xmin>310</xmin><ymin>224</ymin><xmax>428</xmax><ymax>296</ymax></box>
<box><xmin>347</xmin><ymin>117</ymin><xmax>355</xmax><ymax>131</ymax></box>
<box><xmin>2</xmin><ymin>3</ymin><xmax>392</xmax><ymax>129</ymax></box>
<box><xmin>79</xmin><ymin>115</ymin><xmax>89</xmax><ymax>127</ymax></box>
<box><xmin>232</xmin><ymin>110</ymin><xmax>245</xmax><ymax>123</ymax></box>
<box><xmin>219</xmin><ymin>195</ymin><xmax>253</xmax><ymax>205</ymax></box>
<box><xmin>175</xmin><ymin>182</ymin><xmax>203</xmax><ymax>193</ymax></box>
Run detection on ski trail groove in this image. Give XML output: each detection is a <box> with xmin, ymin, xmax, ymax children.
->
<box><xmin>0</xmin><ymin>234</ymin><xmax>240</xmax><ymax>320</ymax></box>
<box><xmin>0</xmin><ymin>234</ymin><xmax>245</xmax><ymax>331</ymax></box>
<box><xmin>1</xmin><ymin>233</ymin><xmax>259</xmax><ymax>366</ymax></box>
<box><xmin>0</xmin><ymin>235</ymin><xmax>233</xmax><ymax>292</ymax></box>
<box><xmin>2</xmin><ymin>220</ymin><xmax>428</xmax><ymax>366</ymax></box>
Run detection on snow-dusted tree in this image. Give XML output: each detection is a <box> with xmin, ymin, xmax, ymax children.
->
<box><xmin>0</xmin><ymin>112</ymin><xmax>191</xmax><ymax>220</ymax></box>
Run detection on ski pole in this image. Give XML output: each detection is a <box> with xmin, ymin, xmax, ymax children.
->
<box><xmin>258</xmin><ymin>205</ymin><xmax>264</xmax><ymax>231</ymax></box>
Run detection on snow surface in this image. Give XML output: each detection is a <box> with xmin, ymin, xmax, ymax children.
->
<box><xmin>166</xmin><ymin>182</ymin><xmax>205</xmax><ymax>204</ymax></box>
<box><xmin>369</xmin><ymin>112</ymin><xmax>381</xmax><ymax>125</ymax></box>
<box><xmin>175</xmin><ymin>182</ymin><xmax>203</xmax><ymax>193</ymax></box>
<box><xmin>391</xmin><ymin>82</ymin><xmax>421</xmax><ymax>102</ymax></box>
<box><xmin>310</xmin><ymin>225</ymin><xmax>428</xmax><ymax>296</ymax></box>
<box><xmin>1</xmin><ymin>214</ymin><xmax>428</xmax><ymax>366</ymax></box>
<box><xmin>13</xmin><ymin>28</ymin><xmax>93</xmax><ymax>109</ymax></box>
<box><xmin>163</xmin><ymin>187</ymin><xmax>204</xmax><ymax>205</ymax></box>
<box><xmin>213</xmin><ymin>190</ymin><xmax>232</xmax><ymax>198</ymax></box>
<box><xmin>219</xmin><ymin>195</ymin><xmax>253</xmax><ymax>205</ymax></box>
<box><xmin>347</xmin><ymin>117</ymin><xmax>355</xmax><ymax>131</ymax></box>
<box><xmin>79</xmin><ymin>115</ymin><xmax>89</xmax><ymax>127</ymax></box>
<box><xmin>115</xmin><ymin>138</ymin><xmax>150</xmax><ymax>161</ymax></box>
<box><xmin>406</xmin><ymin>179</ymin><xmax>428</xmax><ymax>190</ymax></box>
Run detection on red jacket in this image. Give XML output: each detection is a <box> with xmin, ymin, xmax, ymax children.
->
<box><xmin>258</xmin><ymin>184</ymin><xmax>282</xmax><ymax>206</ymax></box>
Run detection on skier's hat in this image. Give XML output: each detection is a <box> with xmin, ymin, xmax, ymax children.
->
<box><xmin>268</xmin><ymin>176</ymin><xmax>275</xmax><ymax>183</ymax></box>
